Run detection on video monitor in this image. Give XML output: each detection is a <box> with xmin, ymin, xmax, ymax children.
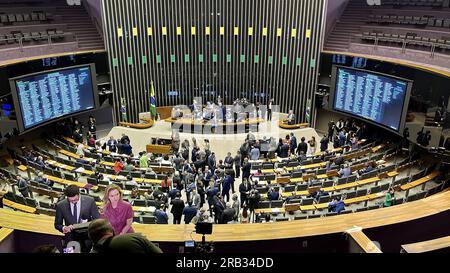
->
<box><xmin>330</xmin><ymin>66</ymin><xmax>412</xmax><ymax>133</ymax></box>
<box><xmin>10</xmin><ymin>64</ymin><xmax>98</xmax><ymax>132</ymax></box>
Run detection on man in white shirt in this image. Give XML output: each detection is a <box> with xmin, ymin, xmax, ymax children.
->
<box><xmin>54</xmin><ymin>185</ymin><xmax>100</xmax><ymax>252</ymax></box>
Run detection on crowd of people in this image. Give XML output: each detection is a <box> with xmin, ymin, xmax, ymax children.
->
<box><xmin>2</xmin><ymin>111</ymin><xmax>406</xmax><ymax>254</ymax></box>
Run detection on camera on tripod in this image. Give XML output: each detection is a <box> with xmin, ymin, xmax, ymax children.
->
<box><xmin>195</xmin><ymin>222</ymin><xmax>213</xmax><ymax>235</ymax></box>
<box><xmin>191</xmin><ymin>222</ymin><xmax>214</xmax><ymax>253</ymax></box>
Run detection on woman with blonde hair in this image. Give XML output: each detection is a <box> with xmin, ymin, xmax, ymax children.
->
<box><xmin>102</xmin><ymin>184</ymin><xmax>134</xmax><ymax>235</ymax></box>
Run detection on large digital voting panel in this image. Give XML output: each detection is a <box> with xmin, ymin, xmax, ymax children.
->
<box><xmin>332</xmin><ymin>66</ymin><xmax>410</xmax><ymax>132</ymax></box>
<box><xmin>12</xmin><ymin>65</ymin><xmax>97</xmax><ymax>131</ymax></box>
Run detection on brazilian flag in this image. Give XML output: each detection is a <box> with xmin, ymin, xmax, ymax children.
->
<box><xmin>150</xmin><ymin>81</ymin><xmax>157</xmax><ymax>119</ymax></box>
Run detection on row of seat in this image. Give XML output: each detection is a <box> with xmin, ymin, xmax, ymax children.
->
<box><xmin>367</xmin><ymin>15</ymin><xmax>450</xmax><ymax>28</ymax></box>
<box><xmin>52</xmin><ymin>137</ymin><xmax>174</xmax><ymax>172</ymax></box>
<box><xmin>0</xmin><ymin>12</ymin><xmax>53</xmax><ymax>25</ymax></box>
<box><xmin>0</xmin><ymin>29</ymin><xmax>65</xmax><ymax>45</ymax></box>
<box><xmin>359</xmin><ymin>32</ymin><xmax>450</xmax><ymax>49</ymax></box>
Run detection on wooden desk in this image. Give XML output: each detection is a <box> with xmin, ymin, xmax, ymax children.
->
<box><xmin>46</xmin><ymin>175</ymin><xmax>98</xmax><ymax>191</ymax></box>
<box><xmin>1</xmin><ymin>189</ymin><xmax>450</xmax><ymax>242</ymax></box>
<box><xmin>401</xmin><ymin>235</ymin><xmax>450</xmax><ymax>253</ymax></box>
<box><xmin>151</xmin><ymin>166</ymin><xmax>175</xmax><ymax>174</ymax></box>
<box><xmin>30</xmin><ymin>186</ymin><xmax>62</xmax><ymax>201</ymax></box>
<box><xmin>0</xmin><ymin>227</ymin><xmax>14</xmax><ymax>243</ymax></box>
<box><xmin>146</xmin><ymin>144</ymin><xmax>172</xmax><ymax>155</ymax></box>
<box><xmin>3</xmin><ymin>199</ymin><xmax>37</xmax><ymax>214</ymax></box>
<box><xmin>281</xmin><ymin>190</ymin><xmax>309</xmax><ymax>198</ymax></box>
<box><xmin>276</xmin><ymin>176</ymin><xmax>291</xmax><ymax>184</ymax></box>
<box><xmin>100</xmin><ymin>161</ymin><xmax>115</xmax><ymax>167</ymax></box>
<box><xmin>284</xmin><ymin>203</ymin><xmax>301</xmax><ymax>212</ymax></box>
<box><xmin>400</xmin><ymin>171</ymin><xmax>440</xmax><ymax>191</ymax></box>
<box><xmin>46</xmin><ymin>160</ymin><xmax>76</xmax><ymax>172</ymax></box>
<box><xmin>278</xmin><ymin>119</ymin><xmax>309</xmax><ymax>129</ymax></box>
<box><xmin>119</xmin><ymin>118</ymin><xmax>154</xmax><ymax>129</ymax></box>
<box><xmin>300</xmin><ymin>205</ymin><xmax>316</xmax><ymax>212</ymax></box>
<box><xmin>165</xmin><ymin>117</ymin><xmax>265</xmax><ymax>133</ymax></box>
<box><xmin>46</xmin><ymin>160</ymin><xmax>94</xmax><ymax>176</ymax></box>
<box><xmin>314</xmin><ymin>203</ymin><xmax>329</xmax><ymax>210</ymax></box>
<box><xmin>58</xmin><ymin>149</ymin><xmax>96</xmax><ymax>163</ymax></box>
<box><xmin>347</xmin><ymin>229</ymin><xmax>382</xmax><ymax>253</ymax></box>
<box><xmin>134</xmin><ymin>178</ymin><xmax>162</xmax><ymax>185</ymax></box>
<box><xmin>356</xmin><ymin>176</ymin><xmax>381</xmax><ymax>187</ymax></box>
<box><xmin>254</xmin><ymin>208</ymin><xmax>285</xmax><ymax>214</ymax></box>
<box><xmin>344</xmin><ymin>193</ymin><xmax>385</xmax><ymax>205</ymax></box>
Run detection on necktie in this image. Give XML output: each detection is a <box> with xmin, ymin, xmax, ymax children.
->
<box><xmin>73</xmin><ymin>202</ymin><xmax>78</xmax><ymax>223</ymax></box>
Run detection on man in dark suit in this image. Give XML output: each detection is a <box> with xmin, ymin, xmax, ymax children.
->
<box><xmin>239</xmin><ymin>179</ymin><xmax>252</xmax><ymax>207</ymax></box>
<box><xmin>207</xmin><ymin>152</ymin><xmax>216</xmax><ymax>172</ymax></box>
<box><xmin>154</xmin><ymin>204</ymin><xmax>168</xmax><ymax>224</ymax></box>
<box><xmin>289</xmin><ymin>133</ymin><xmax>297</xmax><ymax>155</ymax></box>
<box><xmin>279</xmin><ymin>142</ymin><xmax>290</xmax><ymax>158</ymax></box>
<box><xmin>182</xmin><ymin>201</ymin><xmax>198</xmax><ymax>224</ymax></box>
<box><xmin>219</xmin><ymin>203</ymin><xmax>236</xmax><ymax>224</ymax></box>
<box><xmin>320</xmin><ymin>135</ymin><xmax>329</xmax><ymax>152</ymax></box>
<box><xmin>120</xmin><ymin>133</ymin><xmax>131</xmax><ymax>145</ymax></box>
<box><xmin>221</xmin><ymin>174</ymin><xmax>232</xmax><ymax>202</ymax></box>
<box><xmin>54</xmin><ymin>185</ymin><xmax>100</xmax><ymax>252</ymax></box>
<box><xmin>224</xmin><ymin>152</ymin><xmax>234</xmax><ymax>168</ymax></box>
<box><xmin>297</xmin><ymin>137</ymin><xmax>308</xmax><ymax>155</ymax></box>
<box><xmin>170</xmin><ymin>192</ymin><xmax>185</xmax><ymax>224</ymax></box>
<box><xmin>241</xmin><ymin>158</ymin><xmax>251</xmax><ymax>181</ymax></box>
<box><xmin>16</xmin><ymin>175</ymin><xmax>30</xmax><ymax>198</ymax></box>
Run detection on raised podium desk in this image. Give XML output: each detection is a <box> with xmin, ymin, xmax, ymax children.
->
<box><xmin>165</xmin><ymin>117</ymin><xmax>265</xmax><ymax>134</ymax></box>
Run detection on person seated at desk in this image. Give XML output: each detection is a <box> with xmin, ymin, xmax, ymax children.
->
<box><xmin>284</xmin><ymin>192</ymin><xmax>297</xmax><ymax>205</ymax></box>
<box><xmin>202</xmin><ymin>108</ymin><xmax>213</xmax><ymax>121</ymax></box>
<box><xmin>334</xmin><ymin>154</ymin><xmax>345</xmax><ymax>166</ymax></box>
<box><xmin>250</xmin><ymin>169</ymin><xmax>263</xmax><ymax>180</ymax></box>
<box><xmin>310</xmin><ymin>189</ymin><xmax>329</xmax><ymax>202</ymax></box>
<box><xmin>325</xmin><ymin>159</ymin><xmax>336</xmax><ymax>171</ymax></box>
<box><xmin>338</xmin><ymin>164</ymin><xmax>352</xmax><ymax>178</ymax></box>
<box><xmin>76</xmin><ymin>155</ymin><xmax>90</xmax><ymax>165</ymax></box>
<box><xmin>35</xmin><ymin>156</ymin><xmax>47</xmax><ymax>168</ymax></box>
<box><xmin>172</xmin><ymin>108</ymin><xmax>184</xmax><ymax>119</ymax></box>
<box><xmin>328</xmin><ymin>197</ymin><xmax>345</xmax><ymax>214</ymax></box>
<box><xmin>34</xmin><ymin>172</ymin><xmax>54</xmax><ymax>187</ymax></box>
<box><xmin>267</xmin><ymin>187</ymin><xmax>280</xmax><ymax>201</ymax></box>
<box><xmin>358</xmin><ymin>161</ymin><xmax>377</xmax><ymax>176</ymax></box>
<box><xmin>285</xmin><ymin>110</ymin><xmax>296</xmax><ymax>125</ymax></box>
